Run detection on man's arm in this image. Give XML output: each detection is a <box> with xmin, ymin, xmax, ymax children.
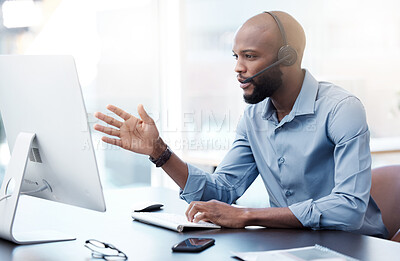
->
<box><xmin>94</xmin><ymin>104</ymin><xmax>258</xmax><ymax>198</ymax></box>
<box><xmin>289</xmin><ymin>96</ymin><xmax>371</xmax><ymax>231</ymax></box>
<box><xmin>178</xmin><ymin>115</ymin><xmax>302</xmax><ymax>228</ymax></box>
<box><xmin>150</xmin><ymin>138</ymin><xmax>189</xmax><ymax>189</ymax></box>
<box><xmin>94</xmin><ymin>104</ymin><xmax>189</xmax><ymax>189</ymax></box>
<box><xmin>178</xmin><ymin>115</ymin><xmax>260</xmax><ymax>204</ymax></box>
<box><xmin>95</xmin><ymin>104</ymin><xmax>304</xmax><ymax>229</ymax></box>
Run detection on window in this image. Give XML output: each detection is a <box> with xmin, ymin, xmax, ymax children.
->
<box><xmin>1</xmin><ymin>0</ymin><xmax>399</xmax><ymax>189</ymax></box>
<box><xmin>180</xmin><ymin>0</ymin><xmax>400</xmax><ymax>170</ymax></box>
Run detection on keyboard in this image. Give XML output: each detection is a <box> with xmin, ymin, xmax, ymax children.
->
<box><xmin>131</xmin><ymin>212</ymin><xmax>221</xmax><ymax>232</ymax></box>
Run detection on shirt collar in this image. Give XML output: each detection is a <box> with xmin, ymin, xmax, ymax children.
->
<box><xmin>262</xmin><ymin>69</ymin><xmax>319</xmax><ymax>121</ymax></box>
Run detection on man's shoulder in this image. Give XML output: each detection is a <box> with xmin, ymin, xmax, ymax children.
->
<box><xmin>316</xmin><ymin>81</ymin><xmax>359</xmax><ymax>106</ymax></box>
<box><xmin>316</xmin><ymin>81</ymin><xmax>367</xmax><ymax>135</ymax></box>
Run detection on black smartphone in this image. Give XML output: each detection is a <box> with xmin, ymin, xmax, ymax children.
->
<box><xmin>172</xmin><ymin>238</ymin><xmax>215</xmax><ymax>252</ymax></box>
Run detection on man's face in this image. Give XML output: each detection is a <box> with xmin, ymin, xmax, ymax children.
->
<box><xmin>232</xmin><ymin>22</ymin><xmax>283</xmax><ymax>104</ymax></box>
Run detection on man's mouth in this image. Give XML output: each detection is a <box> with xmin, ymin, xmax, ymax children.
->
<box><xmin>240</xmin><ymin>82</ymin><xmax>251</xmax><ymax>89</ymax></box>
<box><xmin>238</xmin><ymin>77</ymin><xmax>252</xmax><ymax>89</ymax></box>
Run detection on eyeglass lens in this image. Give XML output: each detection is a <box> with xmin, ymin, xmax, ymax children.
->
<box><xmin>85</xmin><ymin>239</ymin><xmax>127</xmax><ymax>260</ymax></box>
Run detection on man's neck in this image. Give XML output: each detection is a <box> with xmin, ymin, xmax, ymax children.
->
<box><xmin>270</xmin><ymin>69</ymin><xmax>305</xmax><ymax>122</ymax></box>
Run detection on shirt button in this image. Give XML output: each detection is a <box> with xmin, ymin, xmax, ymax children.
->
<box><xmin>285</xmin><ymin>190</ymin><xmax>292</xmax><ymax>197</ymax></box>
<box><xmin>278</xmin><ymin>157</ymin><xmax>285</xmax><ymax>164</ymax></box>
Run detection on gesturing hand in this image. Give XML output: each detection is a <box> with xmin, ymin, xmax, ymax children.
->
<box><xmin>185</xmin><ymin>200</ymin><xmax>248</xmax><ymax>228</ymax></box>
<box><xmin>94</xmin><ymin>104</ymin><xmax>162</xmax><ymax>156</ymax></box>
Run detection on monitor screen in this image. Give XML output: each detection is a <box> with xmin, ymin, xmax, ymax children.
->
<box><xmin>0</xmin><ymin>55</ymin><xmax>106</xmax><ymax>212</ymax></box>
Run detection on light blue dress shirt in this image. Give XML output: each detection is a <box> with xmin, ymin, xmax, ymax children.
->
<box><xmin>180</xmin><ymin>70</ymin><xmax>388</xmax><ymax>238</ymax></box>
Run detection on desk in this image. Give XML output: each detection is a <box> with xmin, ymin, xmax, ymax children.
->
<box><xmin>0</xmin><ymin>187</ymin><xmax>399</xmax><ymax>261</ymax></box>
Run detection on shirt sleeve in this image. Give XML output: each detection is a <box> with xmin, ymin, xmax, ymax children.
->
<box><xmin>289</xmin><ymin>96</ymin><xmax>371</xmax><ymax>231</ymax></box>
<box><xmin>180</xmin><ymin>116</ymin><xmax>259</xmax><ymax>204</ymax></box>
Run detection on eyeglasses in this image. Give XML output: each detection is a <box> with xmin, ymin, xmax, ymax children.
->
<box><xmin>85</xmin><ymin>239</ymin><xmax>128</xmax><ymax>260</ymax></box>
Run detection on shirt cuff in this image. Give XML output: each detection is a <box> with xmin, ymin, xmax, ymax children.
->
<box><xmin>179</xmin><ymin>163</ymin><xmax>207</xmax><ymax>203</ymax></box>
<box><xmin>289</xmin><ymin>199</ymin><xmax>322</xmax><ymax>229</ymax></box>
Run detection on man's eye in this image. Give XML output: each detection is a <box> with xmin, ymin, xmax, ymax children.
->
<box><xmin>245</xmin><ymin>54</ymin><xmax>255</xmax><ymax>59</ymax></box>
<box><xmin>232</xmin><ymin>54</ymin><xmax>238</xmax><ymax>60</ymax></box>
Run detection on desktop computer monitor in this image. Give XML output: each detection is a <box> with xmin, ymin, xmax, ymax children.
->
<box><xmin>0</xmin><ymin>55</ymin><xmax>106</xmax><ymax>244</ymax></box>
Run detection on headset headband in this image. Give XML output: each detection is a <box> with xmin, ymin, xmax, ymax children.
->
<box><xmin>264</xmin><ymin>11</ymin><xmax>288</xmax><ymax>46</ymax></box>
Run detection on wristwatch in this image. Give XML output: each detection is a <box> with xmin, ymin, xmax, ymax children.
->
<box><xmin>149</xmin><ymin>145</ymin><xmax>172</xmax><ymax>167</ymax></box>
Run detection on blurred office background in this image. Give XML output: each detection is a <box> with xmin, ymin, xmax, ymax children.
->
<box><xmin>0</xmin><ymin>0</ymin><xmax>399</xmax><ymax>193</ymax></box>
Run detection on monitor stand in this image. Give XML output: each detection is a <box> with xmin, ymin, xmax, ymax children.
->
<box><xmin>0</xmin><ymin>132</ymin><xmax>76</xmax><ymax>244</ymax></box>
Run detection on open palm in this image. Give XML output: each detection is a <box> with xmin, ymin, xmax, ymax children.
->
<box><xmin>94</xmin><ymin>104</ymin><xmax>159</xmax><ymax>155</ymax></box>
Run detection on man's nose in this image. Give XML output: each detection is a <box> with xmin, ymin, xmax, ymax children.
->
<box><xmin>234</xmin><ymin>59</ymin><xmax>246</xmax><ymax>74</ymax></box>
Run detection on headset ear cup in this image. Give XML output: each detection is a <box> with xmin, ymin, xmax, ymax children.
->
<box><xmin>278</xmin><ymin>45</ymin><xmax>297</xmax><ymax>66</ymax></box>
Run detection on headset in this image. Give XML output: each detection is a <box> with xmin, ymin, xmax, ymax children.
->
<box><xmin>242</xmin><ymin>11</ymin><xmax>298</xmax><ymax>84</ymax></box>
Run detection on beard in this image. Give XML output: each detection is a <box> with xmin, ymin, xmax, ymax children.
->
<box><xmin>243</xmin><ymin>66</ymin><xmax>283</xmax><ymax>104</ymax></box>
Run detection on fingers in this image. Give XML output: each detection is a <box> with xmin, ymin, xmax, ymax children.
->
<box><xmin>186</xmin><ymin>201</ymin><xmax>206</xmax><ymax>222</ymax></box>
<box><xmin>186</xmin><ymin>203</ymin><xmax>212</xmax><ymax>223</ymax></box>
<box><xmin>94</xmin><ymin>124</ymin><xmax>120</xmax><ymax>137</ymax></box>
<box><xmin>94</xmin><ymin>111</ymin><xmax>123</xmax><ymax>128</ymax></box>
<box><xmin>101</xmin><ymin>136</ymin><xmax>122</xmax><ymax>147</ymax></box>
<box><xmin>185</xmin><ymin>202</ymin><xmax>195</xmax><ymax>221</ymax></box>
<box><xmin>106</xmin><ymin>104</ymin><xmax>132</xmax><ymax>121</ymax></box>
<box><xmin>193</xmin><ymin>212</ymin><xmax>208</xmax><ymax>223</ymax></box>
<box><xmin>137</xmin><ymin>104</ymin><xmax>154</xmax><ymax>124</ymax></box>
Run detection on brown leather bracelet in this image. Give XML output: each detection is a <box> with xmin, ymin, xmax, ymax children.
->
<box><xmin>149</xmin><ymin>145</ymin><xmax>172</xmax><ymax>167</ymax></box>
